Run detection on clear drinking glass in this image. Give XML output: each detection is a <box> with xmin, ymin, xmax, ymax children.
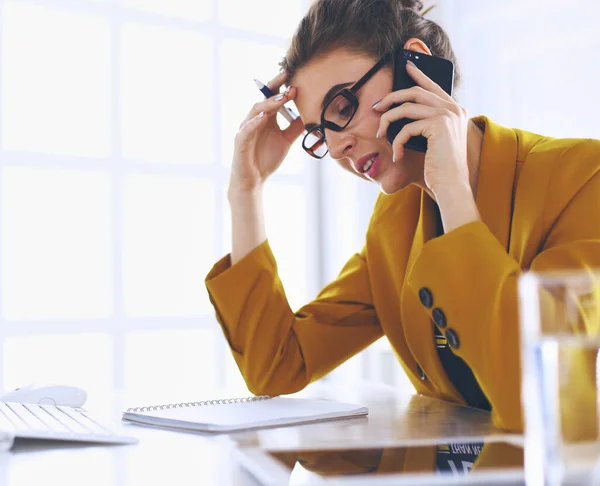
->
<box><xmin>519</xmin><ymin>271</ymin><xmax>600</xmax><ymax>486</ymax></box>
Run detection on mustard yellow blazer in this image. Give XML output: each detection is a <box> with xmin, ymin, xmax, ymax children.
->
<box><xmin>206</xmin><ymin>116</ymin><xmax>600</xmax><ymax>432</ymax></box>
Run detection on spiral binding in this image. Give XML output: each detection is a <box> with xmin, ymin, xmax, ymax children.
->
<box><xmin>126</xmin><ymin>395</ymin><xmax>271</xmax><ymax>413</ymax></box>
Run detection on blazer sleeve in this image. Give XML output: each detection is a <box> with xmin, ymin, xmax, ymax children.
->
<box><xmin>205</xmin><ymin>240</ymin><xmax>382</xmax><ymax>396</ymax></box>
<box><xmin>406</xmin><ymin>171</ymin><xmax>600</xmax><ymax>432</ymax></box>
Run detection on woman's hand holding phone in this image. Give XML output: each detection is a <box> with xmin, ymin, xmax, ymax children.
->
<box><xmin>229</xmin><ymin>71</ymin><xmax>304</xmax><ymax>197</ymax></box>
<box><xmin>373</xmin><ymin>61</ymin><xmax>480</xmax><ymax>233</ymax></box>
<box><xmin>373</xmin><ymin>61</ymin><xmax>470</xmax><ymax>198</ymax></box>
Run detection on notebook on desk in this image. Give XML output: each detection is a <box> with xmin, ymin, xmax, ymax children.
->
<box><xmin>121</xmin><ymin>395</ymin><xmax>368</xmax><ymax>433</ymax></box>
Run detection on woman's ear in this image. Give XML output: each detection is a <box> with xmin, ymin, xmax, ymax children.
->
<box><xmin>403</xmin><ymin>38</ymin><xmax>432</xmax><ymax>56</ymax></box>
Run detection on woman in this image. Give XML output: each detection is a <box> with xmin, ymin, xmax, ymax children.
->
<box><xmin>206</xmin><ymin>0</ymin><xmax>600</xmax><ymax>431</ymax></box>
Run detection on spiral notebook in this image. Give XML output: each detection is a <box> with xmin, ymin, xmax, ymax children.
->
<box><xmin>122</xmin><ymin>396</ymin><xmax>368</xmax><ymax>433</ymax></box>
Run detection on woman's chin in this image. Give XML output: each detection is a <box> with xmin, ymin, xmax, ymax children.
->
<box><xmin>377</xmin><ymin>169</ymin><xmax>411</xmax><ymax>195</ymax></box>
<box><xmin>378</xmin><ymin>183</ymin><xmax>396</xmax><ymax>195</ymax></box>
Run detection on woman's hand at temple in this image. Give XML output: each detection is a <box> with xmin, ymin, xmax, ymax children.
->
<box><xmin>373</xmin><ymin>62</ymin><xmax>480</xmax><ymax>232</ymax></box>
<box><xmin>229</xmin><ymin>71</ymin><xmax>305</xmax><ymax>196</ymax></box>
<box><xmin>228</xmin><ymin>71</ymin><xmax>304</xmax><ymax>265</ymax></box>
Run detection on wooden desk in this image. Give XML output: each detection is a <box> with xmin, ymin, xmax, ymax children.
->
<box><xmin>0</xmin><ymin>382</ymin><xmax>521</xmax><ymax>486</ymax></box>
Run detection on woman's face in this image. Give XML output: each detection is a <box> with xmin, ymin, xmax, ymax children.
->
<box><xmin>293</xmin><ymin>47</ymin><xmax>424</xmax><ymax>194</ymax></box>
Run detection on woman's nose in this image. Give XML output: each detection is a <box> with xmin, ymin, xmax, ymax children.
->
<box><xmin>326</xmin><ymin>130</ymin><xmax>355</xmax><ymax>159</ymax></box>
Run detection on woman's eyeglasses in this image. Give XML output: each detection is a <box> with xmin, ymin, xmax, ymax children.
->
<box><xmin>302</xmin><ymin>50</ymin><xmax>395</xmax><ymax>159</ymax></box>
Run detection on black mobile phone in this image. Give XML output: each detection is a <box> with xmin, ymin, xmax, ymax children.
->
<box><xmin>386</xmin><ymin>49</ymin><xmax>454</xmax><ymax>153</ymax></box>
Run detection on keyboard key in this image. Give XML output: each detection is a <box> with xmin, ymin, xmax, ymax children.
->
<box><xmin>59</xmin><ymin>407</ymin><xmax>111</xmax><ymax>436</ymax></box>
<box><xmin>33</xmin><ymin>405</ymin><xmax>72</xmax><ymax>433</ymax></box>
<box><xmin>0</xmin><ymin>403</ymin><xmax>18</xmax><ymax>430</ymax></box>
<box><xmin>5</xmin><ymin>403</ymin><xmax>48</xmax><ymax>432</ymax></box>
<box><xmin>0</xmin><ymin>403</ymin><xmax>27</xmax><ymax>429</ymax></box>
<box><xmin>42</xmin><ymin>406</ymin><xmax>89</xmax><ymax>434</ymax></box>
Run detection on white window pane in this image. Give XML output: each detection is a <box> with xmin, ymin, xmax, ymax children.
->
<box><xmin>123</xmin><ymin>175</ymin><xmax>216</xmax><ymax>316</ymax></box>
<box><xmin>264</xmin><ymin>184</ymin><xmax>310</xmax><ymax>309</ymax></box>
<box><xmin>123</xmin><ymin>0</ymin><xmax>213</xmax><ymax>21</ymax></box>
<box><xmin>1</xmin><ymin>168</ymin><xmax>113</xmax><ymax>320</ymax></box>
<box><xmin>509</xmin><ymin>48</ymin><xmax>600</xmax><ymax>139</ymax></box>
<box><xmin>3</xmin><ymin>334</ymin><xmax>113</xmax><ymax>412</ymax></box>
<box><xmin>124</xmin><ymin>330</ymin><xmax>218</xmax><ymax>405</ymax></box>
<box><xmin>219</xmin><ymin>39</ymin><xmax>304</xmax><ymax>175</ymax></box>
<box><xmin>223</xmin><ymin>184</ymin><xmax>310</xmax><ymax>310</ymax></box>
<box><xmin>1</xmin><ymin>2</ymin><xmax>110</xmax><ymax>157</ymax></box>
<box><xmin>120</xmin><ymin>23</ymin><xmax>215</xmax><ymax>164</ymax></box>
<box><xmin>219</xmin><ymin>0</ymin><xmax>305</xmax><ymax>37</ymax></box>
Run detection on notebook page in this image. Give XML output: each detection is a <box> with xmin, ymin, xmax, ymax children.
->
<box><xmin>138</xmin><ymin>397</ymin><xmax>366</xmax><ymax>428</ymax></box>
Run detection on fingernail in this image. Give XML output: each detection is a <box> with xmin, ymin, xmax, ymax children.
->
<box><xmin>376</xmin><ymin>129</ymin><xmax>380</xmax><ymax>139</ymax></box>
<box><xmin>406</xmin><ymin>60</ymin><xmax>416</xmax><ymax>68</ymax></box>
<box><xmin>284</xmin><ymin>85</ymin><xmax>292</xmax><ymax>94</ymax></box>
<box><xmin>274</xmin><ymin>93</ymin><xmax>285</xmax><ymax>101</ymax></box>
<box><xmin>372</xmin><ymin>100</ymin><xmax>381</xmax><ymax>109</ymax></box>
<box><xmin>258</xmin><ymin>112</ymin><xmax>264</xmax><ymax>118</ymax></box>
<box><xmin>392</xmin><ymin>153</ymin><xmax>396</xmax><ymax>163</ymax></box>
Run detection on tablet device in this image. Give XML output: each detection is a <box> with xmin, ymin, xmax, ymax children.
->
<box><xmin>236</xmin><ymin>439</ymin><xmax>524</xmax><ymax>485</ymax></box>
<box><xmin>387</xmin><ymin>49</ymin><xmax>454</xmax><ymax>153</ymax></box>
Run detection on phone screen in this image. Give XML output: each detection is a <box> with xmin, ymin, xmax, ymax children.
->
<box><xmin>386</xmin><ymin>49</ymin><xmax>455</xmax><ymax>152</ymax></box>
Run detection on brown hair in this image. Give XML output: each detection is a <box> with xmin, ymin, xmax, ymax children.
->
<box><xmin>280</xmin><ymin>0</ymin><xmax>461</xmax><ymax>89</ymax></box>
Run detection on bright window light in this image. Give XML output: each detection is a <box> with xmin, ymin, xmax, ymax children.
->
<box><xmin>1</xmin><ymin>2</ymin><xmax>110</xmax><ymax>158</ymax></box>
<box><xmin>120</xmin><ymin>22</ymin><xmax>215</xmax><ymax>164</ymax></box>
<box><xmin>122</xmin><ymin>174</ymin><xmax>217</xmax><ymax>317</ymax></box>
<box><xmin>1</xmin><ymin>167</ymin><xmax>113</xmax><ymax>321</ymax></box>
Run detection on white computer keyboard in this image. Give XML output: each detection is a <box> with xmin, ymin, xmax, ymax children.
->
<box><xmin>0</xmin><ymin>401</ymin><xmax>138</xmax><ymax>446</ymax></box>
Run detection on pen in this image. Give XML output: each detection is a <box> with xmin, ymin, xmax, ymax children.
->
<box><xmin>254</xmin><ymin>79</ymin><xmax>300</xmax><ymax>124</ymax></box>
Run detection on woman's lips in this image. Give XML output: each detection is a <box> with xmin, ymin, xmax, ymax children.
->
<box><xmin>365</xmin><ymin>153</ymin><xmax>381</xmax><ymax>179</ymax></box>
<box><xmin>355</xmin><ymin>152</ymin><xmax>380</xmax><ymax>174</ymax></box>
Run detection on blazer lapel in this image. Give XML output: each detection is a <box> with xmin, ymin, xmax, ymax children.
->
<box><xmin>472</xmin><ymin>116</ymin><xmax>519</xmax><ymax>252</ymax></box>
<box><xmin>405</xmin><ymin>190</ymin><xmax>435</xmax><ymax>273</ymax></box>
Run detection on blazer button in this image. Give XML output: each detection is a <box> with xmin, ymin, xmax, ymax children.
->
<box><xmin>432</xmin><ymin>308</ymin><xmax>447</xmax><ymax>328</ymax></box>
<box><xmin>418</xmin><ymin>288</ymin><xmax>433</xmax><ymax>308</ymax></box>
<box><xmin>446</xmin><ymin>329</ymin><xmax>460</xmax><ymax>349</ymax></box>
<box><xmin>417</xmin><ymin>364</ymin><xmax>427</xmax><ymax>381</ymax></box>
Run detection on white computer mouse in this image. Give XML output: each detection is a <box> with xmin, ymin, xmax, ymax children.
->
<box><xmin>0</xmin><ymin>384</ymin><xmax>87</xmax><ymax>408</ymax></box>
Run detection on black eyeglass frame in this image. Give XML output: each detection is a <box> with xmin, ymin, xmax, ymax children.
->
<box><xmin>302</xmin><ymin>49</ymin><xmax>396</xmax><ymax>159</ymax></box>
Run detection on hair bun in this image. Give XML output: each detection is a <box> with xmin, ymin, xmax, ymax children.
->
<box><xmin>399</xmin><ymin>0</ymin><xmax>424</xmax><ymax>13</ymax></box>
